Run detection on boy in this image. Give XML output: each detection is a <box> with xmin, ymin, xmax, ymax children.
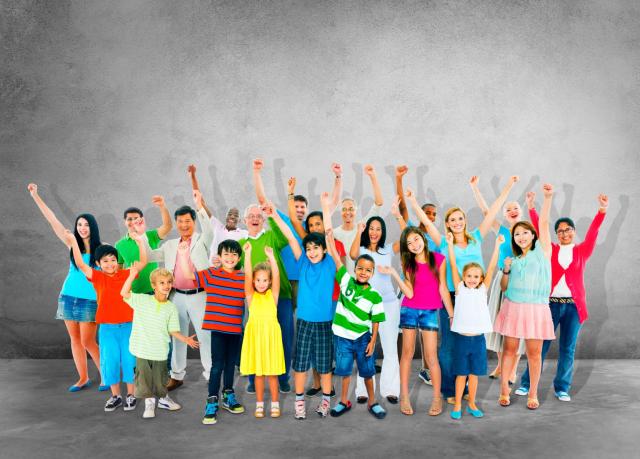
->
<box><xmin>177</xmin><ymin>239</ymin><xmax>246</xmax><ymax>425</ymax></box>
<box><xmin>66</xmin><ymin>230</ymin><xmax>146</xmax><ymax>412</ymax></box>
<box><xmin>121</xmin><ymin>266</ymin><xmax>199</xmax><ymax>419</ymax></box>
<box><xmin>325</xmin><ymin>229</ymin><xmax>387</xmax><ymax>420</ymax></box>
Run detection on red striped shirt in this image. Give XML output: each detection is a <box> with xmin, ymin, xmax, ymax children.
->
<box><xmin>195</xmin><ymin>268</ymin><xmax>245</xmax><ymax>334</ymax></box>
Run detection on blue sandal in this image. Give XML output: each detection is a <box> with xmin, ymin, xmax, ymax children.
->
<box><xmin>330</xmin><ymin>401</ymin><xmax>352</xmax><ymax>417</ymax></box>
<box><xmin>368</xmin><ymin>403</ymin><xmax>386</xmax><ymax>419</ymax></box>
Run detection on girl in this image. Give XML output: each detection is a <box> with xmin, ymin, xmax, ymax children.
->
<box><xmin>239</xmin><ymin>243</ymin><xmax>286</xmax><ymax>418</ymax></box>
<box><xmin>469</xmin><ymin>176</ymin><xmax>526</xmax><ymax>383</ymax></box>
<box><xmin>447</xmin><ymin>232</ymin><xmax>503</xmax><ymax>420</ymax></box>
<box><xmin>494</xmin><ymin>184</ymin><xmax>556</xmax><ymax>410</ymax></box>
<box><xmin>349</xmin><ymin>216</ymin><xmax>400</xmax><ymax>405</ymax></box>
<box><xmin>406</xmin><ymin>176</ymin><xmax>518</xmax><ymax>405</ymax></box>
<box><xmin>378</xmin><ymin>227</ymin><xmax>454</xmax><ymax>416</ymax></box>
<box><xmin>27</xmin><ymin>183</ymin><xmax>106</xmax><ymax>392</ymax></box>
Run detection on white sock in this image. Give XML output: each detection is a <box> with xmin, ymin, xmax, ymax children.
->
<box><xmin>271</xmin><ymin>401</ymin><xmax>280</xmax><ymax>409</ymax></box>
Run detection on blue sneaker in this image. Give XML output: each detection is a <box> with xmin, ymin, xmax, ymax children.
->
<box><xmin>202</xmin><ymin>396</ymin><xmax>218</xmax><ymax>425</ymax></box>
<box><xmin>418</xmin><ymin>368</ymin><xmax>432</xmax><ymax>386</ymax></box>
<box><xmin>246</xmin><ymin>382</ymin><xmax>255</xmax><ymax>394</ymax></box>
<box><xmin>555</xmin><ymin>391</ymin><xmax>571</xmax><ymax>402</ymax></box>
<box><xmin>466</xmin><ymin>406</ymin><xmax>484</xmax><ymax>418</ymax></box>
<box><xmin>222</xmin><ymin>389</ymin><xmax>245</xmax><ymax>414</ymax></box>
<box><xmin>68</xmin><ymin>380</ymin><xmax>91</xmax><ymax>392</ymax></box>
<box><xmin>450</xmin><ymin>410</ymin><xmax>462</xmax><ymax>420</ymax></box>
<box><xmin>515</xmin><ymin>386</ymin><xmax>529</xmax><ymax>396</ymax></box>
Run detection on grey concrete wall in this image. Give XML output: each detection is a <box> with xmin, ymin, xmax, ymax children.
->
<box><xmin>1</xmin><ymin>0</ymin><xmax>638</xmax><ymax>358</ymax></box>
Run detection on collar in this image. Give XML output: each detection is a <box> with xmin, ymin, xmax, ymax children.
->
<box><xmin>247</xmin><ymin>229</ymin><xmax>266</xmax><ymax>240</ymax></box>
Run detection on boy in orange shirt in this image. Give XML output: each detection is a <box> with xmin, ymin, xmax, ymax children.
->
<box><xmin>66</xmin><ymin>230</ymin><xmax>146</xmax><ymax>412</ymax></box>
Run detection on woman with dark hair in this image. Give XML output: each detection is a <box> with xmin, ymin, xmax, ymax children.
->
<box><xmin>28</xmin><ymin>183</ymin><xmax>105</xmax><ymax>392</ymax></box>
<box><xmin>349</xmin><ymin>215</ymin><xmax>400</xmax><ymax>405</ymax></box>
<box><xmin>494</xmin><ymin>184</ymin><xmax>556</xmax><ymax>410</ymax></box>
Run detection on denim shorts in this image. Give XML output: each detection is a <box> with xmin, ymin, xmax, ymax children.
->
<box><xmin>452</xmin><ymin>333</ymin><xmax>487</xmax><ymax>376</ymax></box>
<box><xmin>56</xmin><ymin>294</ymin><xmax>98</xmax><ymax>322</ymax></box>
<box><xmin>333</xmin><ymin>333</ymin><xmax>376</xmax><ymax>378</ymax></box>
<box><xmin>399</xmin><ymin>306</ymin><xmax>439</xmax><ymax>331</ymax></box>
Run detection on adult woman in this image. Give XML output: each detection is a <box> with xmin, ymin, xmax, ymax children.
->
<box><xmin>407</xmin><ymin>175</ymin><xmax>518</xmax><ymax>405</ymax></box>
<box><xmin>494</xmin><ymin>184</ymin><xmax>556</xmax><ymax>410</ymax></box>
<box><xmin>28</xmin><ymin>183</ymin><xmax>105</xmax><ymax>392</ymax></box>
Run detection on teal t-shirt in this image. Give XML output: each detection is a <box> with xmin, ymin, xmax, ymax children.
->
<box><xmin>439</xmin><ymin>228</ymin><xmax>485</xmax><ymax>291</ymax></box>
<box><xmin>60</xmin><ymin>253</ymin><xmax>97</xmax><ymax>300</ymax></box>
<box><xmin>505</xmin><ymin>245</ymin><xmax>551</xmax><ymax>305</ymax></box>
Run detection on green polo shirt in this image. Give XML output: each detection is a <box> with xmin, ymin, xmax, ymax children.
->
<box><xmin>238</xmin><ymin>217</ymin><xmax>292</xmax><ymax>299</ymax></box>
<box><xmin>115</xmin><ymin>229</ymin><xmax>161</xmax><ymax>294</ymax></box>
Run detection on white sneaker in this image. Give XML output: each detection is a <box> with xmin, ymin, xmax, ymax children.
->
<box><xmin>143</xmin><ymin>398</ymin><xmax>156</xmax><ymax>419</ymax></box>
<box><xmin>555</xmin><ymin>391</ymin><xmax>571</xmax><ymax>402</ymax></box>
<box><xmin>158</xmin><ymin>395</ymin><xmax>182</xmax><ymax>411</ymax></box>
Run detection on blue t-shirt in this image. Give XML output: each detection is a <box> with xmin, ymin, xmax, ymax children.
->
<box><xmin>60</xmin><ymin>253</ymin><xmax>97</xmax><ymax>300</ymax></box>
<box><xmin>406</xmin><ymin>219</ymin><xmax>440</xmax><ymax>254</ymax></box>
<box><xmin>295</xmin><ymin>254</ymin><xmax>336</xmax><ymax>322</ymax></box>
<box><xmin>439</xmin><ymin>228</ymin><xmax>485</xmax><ymax>292</ymax></box>
<box><xmin>277</xmin><ymin>209</ymin><xmax>304</xmax><ymax>281</ymax></box>
<box><xmin>497</xmin><ymin>225</ymin><xmax>513</xmax><ymax>270</ymax></box>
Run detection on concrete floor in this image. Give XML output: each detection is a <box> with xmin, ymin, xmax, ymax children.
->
<box><xmin>1</xmin><ymin>359</ymin><xmax>638</xmax><ymax>459</ymax></box>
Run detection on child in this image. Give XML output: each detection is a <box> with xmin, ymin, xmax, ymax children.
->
<box><xmin>65</xmin><ymin>230</ymin><xmax>146</xmax><ymax>412</ymax></box>
<box><xmin>239</xmin><ymin>243</ymin><xmax>286</xmax><ymax>419</ymax></box>
<box><xmin>177</xmin><ymin>239</ymin><xmax>246</xmax><ymax>425</ymax></box>
<box><xmin>378</xmin><ymin>226</ymin><xmax>454</xmax><ymax>417</ymax></box>
<box><xmin>325</xmin><ymin>229</ymin><xmax>387</xmax><ymax>420</ymax></box>
<box><xmin>446</xmin><ymin>232</ymin><xmax>503</xmax><ymax>419</ymax></box>
<box><xmin>121</xmin><ymin>267</ymin><xmax>199</xmax><ymax>419</ymax></box>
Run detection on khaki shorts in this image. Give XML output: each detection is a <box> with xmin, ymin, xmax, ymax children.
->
<box><xmin>135</xmin><ymin>358</ymin><xmax>168</xmax><ymax>399</ymax></box>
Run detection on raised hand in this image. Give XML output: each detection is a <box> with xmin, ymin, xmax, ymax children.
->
<box><xmin>210</xmin><ymin>255</ymin><xmax>222</xmax><ymax>269</ymax></box>
<box><xmin>187</xmin><ymin>164</ymin><xmax>196</xmax><ymax>175</ymax></box>
<box><xmin>364</xmin><ymin>164</ymin><xmax>376</xmax><ymax>177</ymax></box>
<box><xmin>177</xmin><ymin>240</ymin><xmax>190</xmax><ymax>254</ymax></box>
<box><xmin>264</xmin><ymin>246</ymin><xmax>274</xmax><ymax>259</ymax></box>
<box><xmin>130</xmin><ymin>261</ymin><xmax>143</xmax><ymax>276</ymax></box>
<box><xmin>331</xmin><ymin>162</ymin><xmax>343</xmax><ymax>176</ymax></box>
<box><xmin>288</xmin><ymin>177</ymin><xmax>296</xmax><ymax>194</ymax></box>
<box><xmin>243</xmin><ymin>242</ymin><xmax>252</xmax><ymax>253</ymax></box>
<box><xmin>376</xmin><ymin>265</ymin><xmax>394</xmax><ymax>275</ymax></box>
<box><xmin>405</xmin><ymin>187</ymin><xmax>416</xmax><ymax>201</ymax></box>
<box><xmin>503</xmin><ymin>257</ymin><xmax>512</xmax><ymax>270</ymax></box>
<box><xmin>130</xmin><ymin>231</ymin><xmax>144</xmax><ymax>243</ymax></box>
<box><xmin>253</xmin><ymin>158</ymin><xmax>264</xmax><ymax>171</ymax></box>
<box><xmin>357</xmin><ymin>222</ymin><xmax>366</xmax><ymax>234</ymax></box>
<box><xmin>526</xmin><ymin>191</ymin><xmax>536</xmax><ymax>208</ymax></box>
<box><xmin>510</xmin><ymin>175</ymin><xmax>520</xmax><ymax>184</ymax></box>
<box><xmin>390</xmin><ymin>195</ymin><xmax>401</xmax><ymax>218</ymax></box>
<box><xmin>497</xmin><ymin>234</ymin><xmax>506</xmax><ymax>244</ymax></box>
<box><xmin>395</xmin><ymin>165</ymin><xmax>408</xmax><ymax>178</ymax></box>
<box><xmin>27</xmin><ymin>183</ymin><xmax>38</xmax><ymax>196</ymax></box>
<box><xmin>151</xmin><ymin>195</ymin><xmax>166</xmax><ymax>208</ymax></box>
<box><xmin>469</xmin><ymin>175</ymin><xmax>479</xmax><ymax>186</ymax></box>
<box><xmin>261</xmin><ymin>201</ymin><xmax>274</xmax><ymax>217</ymax></box>
<box><xmin>132</xmin><ymin>217</ymin><xmax>146</xmax><ymax>234</ymax></box>
<box><xmin>446</xmin><ymin>231</ymin><xmax>454</xmax><ymax>245</ymax></box>
<box><xmin>598</xmin><ymin>194</ymin><xmax>609</xmax><ymax>208</ymax></box>
<box><xmin>63</xmin><ymin>229</ymin><xmax>76</xmax><ymax>245</ymax></box>
<box><xmin>542</xmin><ymin>183</ymin><xmax>554</xmax><ymax>197</ymax></box>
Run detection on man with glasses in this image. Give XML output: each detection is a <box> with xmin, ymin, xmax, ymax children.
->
<box><xmin>516</xmin><ymin>193</ymin><xmax>609</xmax><ymax>402</ymax></box>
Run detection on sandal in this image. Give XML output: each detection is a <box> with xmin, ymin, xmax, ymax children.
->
<box><xmin>254</xmin><ymin>404</ymin><xmax>265</xmax><ymax>418</ymax></box>
<box><xmin>330</xmin><ymin>401</ymin><xmax>352</xmax><ymax>417</ymax></box>
<box><xmin>270</xmin><ymin>405</ymin><xmax>281</xmax><ymax>418</ymax></box>
<box><xmin>498</xmin><ymin>388</ymin><xmax>512</xmax><ymax>407</ymax></box>
<box><xmin>368</xmin><ymin>403</ymin><xmax>387</xmax><ymax>419</ymax></box>
<box><xmin>527</xmin><ymin>397</ymin><xmax>540</xmax><ymax>410</ymax></box>
<box><xmin>428</xmin><ymin>397</ymin><xmax>443</xmax><ymax>416</ymax></box>
<box><xmin>488</xmin><ymin>369</ymin><xmax>501</xmax><ymax>380</ymax></box>
<box><xmin>400</xmin><ymin>397</ymin><xmax>414</xmax><ymax>416</ymax></box>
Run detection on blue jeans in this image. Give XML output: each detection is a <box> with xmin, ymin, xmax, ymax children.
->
<box><xmin>333</xmin><ymin>333</ymin><xmax>376</xmax><ymax>378</ymax></box>
<box><xmin>438</xmin><ymin>304</ymin><xmax>455</xmax><ymax>398</ymax></box>
<box><xmin>520</xmin><ymin>299</ymin><xmax>582</xmax><ymax>393</ymax></box>
<box><xmin>249</xmin><ymin>297</ymin><xmax>293</xmax><ymax>386</ymax></box>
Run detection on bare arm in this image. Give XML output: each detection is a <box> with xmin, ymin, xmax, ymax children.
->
<box><xmin>243</xmin><ymin>242</ymin><xmax>254</xmax><ymax>301</ymax></box>
<box><xmin>287</xmin><ymin>177</ymin><xmax>307</xmax><ymax>239</ymax></box>
<box><xmin>365</xmin><ymin>322</ymin><xmax>380</xmax><ymax>357</ymax></box>
<box><xmin>483</xmin><ymin>234</ymin><xmax>504</xmax><ymax>289</ymax></box>
<box><xmin>252</xmin><ymin>158</ymin><xmax>268</xmax><ymax>206</ymax></box>
<box><xmin>188</xmin><ymin>165</ymin><xmax>212</xmax><ymax>218</ymax></box>
<box><xmin>349</xmin><ymin>222</ymin><xmax>365</xmax><ymax>261</ymax></box>
<box><xmin>120</xmin><ymin>267</ymin><xmax>138</xmax><ymax>299</ymax></box>
<box><xmin>378</xmin><ymin>265</ymin><xmax>414</xmax><ymax>299</ymax></box>
<box><xmin>395</xmin><ymin>165</ymin><xmax>409</xmax><ymax>221</ymax></box>
<box><xmin>151</xmin><ymin>195</ymin><xmax>173</xmax><ymax>239</ymax></box>
<box><xmin>477</xmin><ymin>176</ymin><xmax>518</xmax><ymax>238</ymax></box>
<box><xmin>445</xmin><ymin>233</ymin><xmax>461</xmax><ymax>293</ymax></box>
<box><xmin>500</xmin><ymin>257</ymin><xmax>512</xmax><ymax>291</ymax></box>
<box><xmin>364</xmin><ymin>164</ymin><xmax>384</xmax><ymax>207</ymax></box>
<box><xmin>170</xmin><ymin>331</ymin><xmax>200</xmax><ymax>349</ymax></box>
<box><xmin>265</xmin><ymin>247</ymin><xmax>280</xmax><ymax>305</ymax></box>
<box><xmin>329</xmin><ymin>163</ymin><xmax>343</xmax><ymax>212</ymax></box>
<box><xmin>538</xmin><ymin>184</ymin><xmax>554</xmax><ymax>259</ymax></box>
<box><xmin>470</xmin><ymin>176</ymin><xmax>500</xmax><ymax>233</ymax></box>
<box><xmin>438</xmin><ymin>262</ymin><xmax>454</xmax><ymax>321</ymax></box>
<box><xmin>65</xmin><ymin>230</ymin><xmax>93</xmax><ymax>278</ymax></box>
<box><xmin>27</xmin><ymin>184</ymin><xmax>71</xmax><ymax>246</ymax></box>
<box><xmin>325</xmin><ymin>229</ymin><xmax>343</xmax><ymax>269</ymax></box>
<box><xmin>406</xmin><ymin>188</ymin><xmax>442</xmax><ymax>247</ymax></box>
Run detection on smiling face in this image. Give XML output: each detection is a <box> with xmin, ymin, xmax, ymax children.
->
<box><xmin>176</xmin><ymin>214</ymin><xmax>195</xmax><ymax>239</ymax></box>
<box><xmin>503</xmin><ymin>201</ymin><xmax>522</xmax><ymax>225</ymax></box>
<box><xmin>152</xmin><ymin>275</ymin><xmax>173</xmax><ymax>300</ymax></box>
<box><xmin>304</xmin><ymin>241</ymin><xmax>326</xmax><ymax>264</ymax></box>
<box><xmin>423</xmin><ymin>205</ymin><xmax>437</xmax><ymax>223</ymax></box>
<box><xmin>244</xmin><ymin>206</ymin><xmax>265</xmax><ymax>236</ymax></box>
<box><xmin>293</xmin><ymin>199</ymin><xmax>307</xmax><ymax>221</ymax></box>
<box><xmin>341</xmin><ymin>199</ymin><xmax>356</xmax><ymax>225</ymax></box>
<box><xmin>253</xmin><ymin>269</ymin><xmax>271</xmax><ymax>293</ymax></box>
<box><xmin>219</xmin><ymin>249</ymin><xmax>240</xmax><ymax>271</ymax></box>
<box><xmin>98</xmin><ymin>254</ymin><xmax>118</xmax><ymax>275</ymax></box>
<box><xmin>124</xmin><ymin>212</ymin><xmax>143</xmax><ymax>234</ymax></box>
<box><xmin>76</xmin><ymin>217</ymin><xmax>91</xmax><ymax>240</ymax></box>
<box><xmin>405</xmin><ymin>230</ymin><xmax>425</xmax><ymax>255</ymax></box>
<box><xmin>307</xmin><ymin>215</ymin><xmax>324</xmax><ymax>234</ymax></box>
<box><xmin>556</xmin><ymin>222</ymin><xmax>575</xmax><ymax>245</ymax></box>
<box><xmin>513</xmin><ymin>223</ymin><xmax>535</xmax><ymax>251</ymax></box>
<box><xmin>368</xmin><ymin>220</ymin><xmax>383</xmax><ymax>245</ymax></box>
<box><xmin>355</xmin><ymin>258</ymin><xmax>375</xmax><ymax>284</ymax></box>
<box><xmin>225</xmin><ymin>208</ymin><xmax>240</xmax><ymax>231</ymax></box>
<box><xmin>463</xmin><ymin>266</ymin><xmax>484</xmax><ymax>289</ymax></box>
<box><xmin>446</xmin><ymin>210</ymin><xmax>466</xmax><ymax>235</ymax></box>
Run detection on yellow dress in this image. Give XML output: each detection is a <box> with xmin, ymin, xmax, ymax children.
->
<box><xmin>240</xmin><ymin>289</ymin><xmax>285</xmax><ymax>376</ymax></box>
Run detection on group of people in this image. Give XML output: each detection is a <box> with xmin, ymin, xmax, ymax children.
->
<box><xmin>28</xmin><ymin>159</ymin><xmax>608</xmax><ymax>423</ymax></box>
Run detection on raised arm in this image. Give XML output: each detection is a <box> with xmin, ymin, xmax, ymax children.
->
<box><xmin>469</xmin><ymin>176</ymin><xmax>500</xmax><ymax>232</ymax></box>
<box><xmin>188</xmin><ymin>165</ymin><xmax>212</xmax><ymax>218</ymax></box>
<box><xmin>390</xmin><ymin>195</ymin><xmax>407</xmax><ymax>230</ymax></box>
<box><xmin>252</xmin><ymin>158</ymin><xmax>268</xmax><ymax>206</ymax></box>
<box><xmin>64</xmin><ymin>230</ymin><xmax>93</xmax><ymax>278</ymax></box>
<box><xmin>349</xmin><ymin>222</ymin><xmax>365</xmax><ymax>261</ymax></box>
<box><xmin>151</xmin><ymin>195</ymin><xmax>173</xmax><ymax>239</ymax></box>
<box><xmin>395</xmin><ymin>165</ymin><xmax>409</xmax><ymax>221</ymax></box>
<box><xmin>406</xmin><ymin>188</ymin><xmax>442</xmax><ymax>247</ymax></box>
<box><xmin>501</xmin><ymin>257</ymin><xmax>512</xmax><ymax>292</ymax></box>
<box><xmin>243</xmin><ymin>242</ymin><xmax>254</xmax><ymax>299</ymax></box>
<box><xmin>176</xmin><ymin>241</ymin><xmax>196</xmax><ymax>280</ymax></box>
<box><xmin>321</xmin><ymin>191</ymin><xmax>334</xmax><ymax>232</ymax></box>
<box><xmin>265</xmin><ymin>246</ymin><xmax>280</xmax><ymax>305</ymax></box>
<box><xmin>483</xmin><ymin>234</ymin><xmax>504</xmax><ymax>289</ymax></box>
<box><xmin>538</xmin><ymin>183</ymin><xmax>554</xmax><ymax>259</ymax></box>
<box><xmin>445</xmin><ymin>232</ymin><xmax>461</xmax><ymax>293</ymax></box>
<box><xmin>287</xmin><ymin>177</ymin><xmax>307</xmax><ymax>239</ymax></box>
<box><xmin>132</xmin><ymin>232</ymin><xmax>148</xmax><ymax>270</ymax></box>
<box><xmin>28</xmin><ymin>184</ymin><xmax>71</xmax><ymax>246</ymax></box>
<box><xmin>526</xmin><ymin>191</ymin><xmax>540</xmax><ymax>233</ymax></box>
<box><xmin>120</xmin><ymin>265</ymin><xmax>139</xmax><ymax>299</ymax></box>
<box><xmin>377</xmin><ymin>265</ymin><xmax>414</xmax><ymax>299</ymax></box>
<box><xmin>193</xmin><ymin>190</ymin><xmax>214</xmax><ymax>247</ymax></box>
<box><xmin>477</xmin><ymin>176</ymin><xmax>519</xmax><ymax>238</ymax></box>
<box><xmin>329</xmin><ymin>163</ymin><xmax>343</xmax><ymax>212</ymax></box>
<box><xmin>325</xmin><ymin>229</ymin><xmax>343</xmax><ymax>270</ymax></box>
<box><xmin>264</xmin><ymin>202</ymin><xmax>302</xmax><ymax>260</ymax></box>
<box><xmin>364</xmin><ymin>164</ymin><xmax>384</xmax><ymax>207</ymax></box>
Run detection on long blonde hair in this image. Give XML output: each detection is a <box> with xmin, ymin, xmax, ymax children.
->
<box><xmin>444</xmin><ymin>207</ymin><xmax>476</xmax><ymax>244</ymax></box>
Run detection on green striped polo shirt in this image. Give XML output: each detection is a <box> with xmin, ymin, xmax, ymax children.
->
<box><xmin>332</xmin><ymin>266</ymin><xmax>385</xmax><ymax>340</ymax></box>
<box><xmin>124</xmin><ymin>293</ymin><xmax>180</xmax><ymax>361</ymax></box>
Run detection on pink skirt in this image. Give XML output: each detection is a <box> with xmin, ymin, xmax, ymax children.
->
<box><xmin>493</xmin><ymin>298</ymin><xmax>556</xmax><ymax>340</ymax></box>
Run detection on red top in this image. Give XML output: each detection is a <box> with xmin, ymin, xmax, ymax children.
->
<box><xmin>332</xmin><ymin>239</ymin><xmax>347</xmax><ymax>301</ymax></box>
<box><xmin>529</xmin><ymin>208</ymin><xmax>605</xmax><ymax>323</ymax></box>
<box><xmin>90</xmin><ymin>269</ymin><xmax>135</xmax><ymax>324</ymax></box>
<box><xmin>195</xmin><ymin>268</ymin><xmax>245</xmax><ymax>334</ymax></box>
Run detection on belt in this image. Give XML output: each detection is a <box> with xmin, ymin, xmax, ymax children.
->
<box><xmin>550</xmin><ymin>297</ymin><xmax>574</xmax><ymax>304</ymax></box>
<box><xmin>174</xmin><ymin>288</ymin><xmax>204</xmax><ymax>295</ymax></box>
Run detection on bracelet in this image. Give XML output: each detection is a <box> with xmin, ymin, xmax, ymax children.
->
<box><xmin>502</xmin><ymin>268</ymin><xmax>511</xmax><ymax>274</ymax></box>
<box><xmin>336</xmin><ymin>175</ymin><xmax>341</xmax><ymax>179</ymax></box>
<box><xmin>288</xmin><ymin>194</ymin><xmax>294</xmax><ymax>200</ymax></box>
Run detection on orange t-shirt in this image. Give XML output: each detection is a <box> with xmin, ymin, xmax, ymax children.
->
<box><xmin>90</xmin><ymin>269</ymin><xmax>135</xmax><ymax>324</ymax></box>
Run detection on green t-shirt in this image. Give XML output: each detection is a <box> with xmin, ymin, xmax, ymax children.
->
<box><xmin>116</xmin><ymin>229</ymin><xmax>161</xmax><ymax>294</ymax></box>
<box><xmin>332</xmin><ymin>266</ymin><xmax>385</xmax><ymax>340</ymax></box>
<box><xmin>124</xmin><ymin>293</ymin><xmax>180</xmax><ymax>361</ymax></box>
<box><xmin>238</xmin><ymin>218</ymin><xmax>292</xmax><ymax>299</ymax></box>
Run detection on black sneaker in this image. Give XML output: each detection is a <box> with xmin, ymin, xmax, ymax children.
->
<box><xmin>104</xmin><ymin>395</ymin><xmax>123</xmax><ymax>412</ymax></box>
<box><xmin>305</xmin><ymin>387</ymin><xmax>321</xmax><ymax>397</ymax></box>
<box><xmin>124</xmin><ymin>394</ymin><xmax>137</xmax><ymax>411</ymax></box>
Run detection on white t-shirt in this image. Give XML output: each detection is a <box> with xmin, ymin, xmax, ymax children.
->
<box><xmin>209</xmin><ymin>215</ymin><xmax>248</xmax><ymax>265</ymax></box>
<box><xmin>451</xmin><ymin>283</ymin><xmax>493</xmax><ymax>335</ymax></box>
<box><xmin>333</xmin><ymin>204</ymin><xmax>381</xmax><ymax>276</ymax></box>
<box><xmin>550</xmin><ymin>243</ymin><xmax>574</xmax><ymax>298</ymax></box>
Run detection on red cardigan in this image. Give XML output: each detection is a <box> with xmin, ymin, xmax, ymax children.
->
<box><xmin>529</xmin><ymin>208</ymin><xmax>606</xmax><ymax>323</ymax></box>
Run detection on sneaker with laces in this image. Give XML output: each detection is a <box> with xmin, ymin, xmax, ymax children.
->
<box><xmin>123</xmin><ymin>394</ymin><xmax>137</xmax><ymax>411</ymax></box>
<box><xmin>316</xmin><ymin>399</ymin><xmax>330</xmax><ymax>418</ymax></box>
<box><xmin>104</xmin><ymin>395</ymin><xmax>123</xmax><ymax>412</ymax></box>
<box><xmin>418</xmin><ymin>368</ymin><xmax>433</xmax><ymax>386</ymax></box>
<box><xmin>202</xmin><ymin>396</ymin><xmax>218</xmax><ymax>425</ymax></box>
<box><xmin>158</xmin><ymin>395</ymin><xmax>181</xmax><ymax>411</ymax></box>
<box><xmin>143</xmin><ymin>398</ymin><xmax>156</xmax><ymax>419</ymax></box>
<box><xmin>294</xmin><ymin>400</ymin><xmax>306</xmax><ymax>420</ymax></box>
<box><xmin>279</xmin><ymin>381</ymin><xmax>291</xmax><ymax>394</ymax></box>
<box><xmin>555</xmin><ymin>391</ymin><xmax>571</xmax><ymax>402</ymax></box>
<box><xmin>246</xmin><ymin>382</ymin><xmax>255</xmax><ymax>394</ymax></box>
<box><xmin>305</xmin><ymin>387</ymin><xmax>321</xmax><ymax>397</ymax></box>
<box><xmin>222</xmin><ymin>389</ymin><xmax>245</xmax><ymax>414</ymax></box>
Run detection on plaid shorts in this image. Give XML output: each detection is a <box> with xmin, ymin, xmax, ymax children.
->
<box><xmin>292</xmin><ymin>319</ymin><xmax>334</xmax><ymax>374</ymax></box>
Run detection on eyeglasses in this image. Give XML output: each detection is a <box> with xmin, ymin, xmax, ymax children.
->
<box><xmin>556</xmin><ymin>228</ymin><xmax>574</xmax><ymax>235</ymax></box>
<box><xmin>342</xmin><ymin>207</ymin><xmax>355</xmax><ymax>212</ymax></box>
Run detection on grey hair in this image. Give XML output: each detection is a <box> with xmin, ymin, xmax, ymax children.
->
<box><xmin>244</xmin><ymin>203</ymin><xmax>263</xmax><ymax>218</ymax></box>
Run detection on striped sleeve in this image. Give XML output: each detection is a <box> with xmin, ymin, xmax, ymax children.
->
<box><xmin>369</xmin><ymin>291</ymin><xmax>385</xmax><ymax>323</ymax></box>
<box><xmin>167</xmin><ymin>303</ymin><xmax>180</xmax><ymax>333</ymax></box>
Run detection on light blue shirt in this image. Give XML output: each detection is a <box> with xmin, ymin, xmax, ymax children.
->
<box><xmin>505</xmin><ymin>245</ymin><xmax>551</xmax><ymax>305</ymax></box>
<box><xmin>60</xmin><ymin>253</ymin><xmax>97</xmax><ymax>300</ymax></box>
<box><xmin>439</xmin><ymin>228</ymin><xmax>485</xmax><ymax>292</ymax></box>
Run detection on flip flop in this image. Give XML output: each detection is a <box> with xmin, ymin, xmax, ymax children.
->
<box><xmin>368</xmin><ymin>403</ymin><xmax>386</xmax><ymax>419</ymax></box>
